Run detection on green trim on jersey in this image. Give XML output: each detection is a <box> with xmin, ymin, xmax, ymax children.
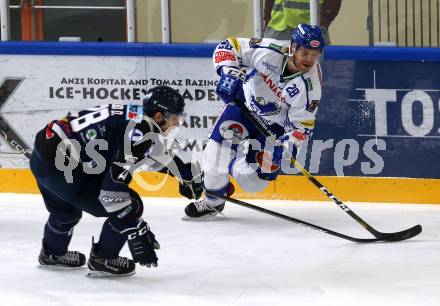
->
<box><xmin>281</xmin><ymin>55</ymin><xmax>303</xmax><ymax>81</ymax></box>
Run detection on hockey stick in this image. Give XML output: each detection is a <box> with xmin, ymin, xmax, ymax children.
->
<box><xmin>0</xmin><ymin>79</ymin><xmax>32</xmax><ymax>159</ymax></box>
<box><xmin>0</xmin><ymin>119</ymin><xmax>32</xmax><ymax>159</ymax></box>
<box><xmin>206</xmin><ymin>190</ymin><xmax>386</xmax><ymax>242</ymax></box>
<box><xmin>234</xmin><ymin>99</ymin><xmax>422</xmax><ymax>242</ymax></box>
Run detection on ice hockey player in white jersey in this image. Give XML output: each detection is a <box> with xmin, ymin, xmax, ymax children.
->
<box><xmin>184</xmin><ymin>24</ymin><xmax>325</xmax><ymax>219</ymax></box>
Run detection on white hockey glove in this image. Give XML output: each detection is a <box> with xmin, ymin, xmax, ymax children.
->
<box><xmin>273</xmin><ymin>128</ymin><xmax>311</xmax><ymax>164</ymax></box>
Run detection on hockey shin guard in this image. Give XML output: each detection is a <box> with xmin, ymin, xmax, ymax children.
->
<box><xmin>43</xmin><ymin>214</ymin><xmax>80</xmax><ymax>256</ymax></box>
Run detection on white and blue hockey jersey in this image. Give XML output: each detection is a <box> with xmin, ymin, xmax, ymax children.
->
<box><xmin>213</xmin><ymin>37</ymin><xmax>323</xmax><ymax>136</ymax></box>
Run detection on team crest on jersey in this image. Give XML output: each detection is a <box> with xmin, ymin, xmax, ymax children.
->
<box><xmin>85</xmin><ymin>129</ymin><xmax>97</xmax><ymax>140</ymax></box>
<box><xmin>126</xmin><ymin>105</ymin><xmax>143</xmax><ymax>122</ymax></box>
<box><xmin>250</xmin><ymin>95</ymin><xmax>280</xmax><ymax>116</ymax></box>
<box><xmin>219</xmin><ymin>120</ymin><xmax>249</xmax><ymax>144</ymax></box>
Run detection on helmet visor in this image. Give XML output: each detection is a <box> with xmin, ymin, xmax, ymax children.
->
<box><xmin>164</xmin><ymin>111</ymin><xmax>186</xmax><ymax>127</ymax></box>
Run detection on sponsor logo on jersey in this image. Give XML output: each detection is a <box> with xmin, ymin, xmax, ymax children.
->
<box><xmin>229</xmin><ymin>37</ymin><xmax>241</xmax><ymax>52</ymax></box>
<box><xmin>261</xmin><ymin>61</ymin><xmax>278</xmax><ymax>73</ymax></box>
<box><xmin>219</xmin><ymin>120</ymin><xmax>249</xmax><ymax>143</ymax></box>
<box><xmin>268</xmin><ymin>43</ymin><xmax>283</xmax><ymax>52</ymax></box>
<box><xmin>215</xmin><ymin>51</ymin><xmax>237</xmax><ymax>63</ymax></box>
<box><xmin>310</xmin><ymin>40</ymin><xmax>320</xmax><ymax>48</ymax></box>
<box><xmin>126</xmin><ymin>104</ymin><xmax>143</xmax><ymax>122</ymax></box>
<box><xmin>85</xmin><ymin>129</ymin><xmax>97</xmax><ymax>140</ymax></box>
<box><xmin>128</xmin><ymin>128</ymin><xmax>144</xmax><ymax>142</ymax></box>
<box><xmin>259</xmin><ymin>73</ymin><xmax>286</xmax><ymax>103</ymax></box>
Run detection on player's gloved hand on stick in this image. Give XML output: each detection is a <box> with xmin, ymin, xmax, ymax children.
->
<box><xmin>178</xmin><ymin>163</ymin><xmax>203</xmax><ymax>200</ymax></box>
<box><xmin>273</xmin><ymin>128</ymin><xmax>310</xmax><ymax>165</ymax></box>
<box><xmin>122</xmin><ymin>219</ymin><xmax>160</xmax><ymax>267</ymax></box>
<box><xmin>216</xmin><ymin>67</ymin><xmax>246</xmax><ymax>104</ymax></box>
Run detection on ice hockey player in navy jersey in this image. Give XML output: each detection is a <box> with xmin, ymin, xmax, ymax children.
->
<box><xmin>31</xmin><ymin>85</ymin><xmax>202</xmax><ymax>277</ymax></box>
<box><xmin>184</xmin><ymin>24</ymin><xmax>325</xmax><ymax>219</ymax></box>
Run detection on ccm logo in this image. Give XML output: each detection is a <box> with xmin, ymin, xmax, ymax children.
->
<box><xmin>101</xmin><ymin>196</ymin><xmax>124</xmax><ymax>203</ymax></box>
<box><xmin>223</xmin><ymin>67</ymin><xmax>246</xmax><ymax>80</ymax></box>
<box><xmin>127</xmin><ymin>225</ymin><xmax>148</xmax><ymax>240</ymax></box>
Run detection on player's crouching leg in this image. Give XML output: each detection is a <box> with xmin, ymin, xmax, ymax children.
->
<box><xmin>87</xmin><ymin>190</ymin><xmax>159</xmax><ymax>277</ymax></box>
<box><xmin>38</xmin><ymin>213</ymin><xmax>86</xmax><ymax>269</ymax></box>
<box><xmin>183</xmin><ymin>140</ymin><xmax>236</xmax><ymax>220</ymax></box>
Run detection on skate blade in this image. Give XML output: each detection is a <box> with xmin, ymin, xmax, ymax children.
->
<box><xmin>85</xmin><ymin>269</ymin><xmax>136</xmax><ymax>278</ymax></box>
<box><xmin>38</xmin><ymin>264</ymin><xmax>85</xmax><ymax>270</ymax></box>
<box><xmin>181</xmin><ymin>212</ymin><xmax>225</xmax><ymax>221</ymax></box>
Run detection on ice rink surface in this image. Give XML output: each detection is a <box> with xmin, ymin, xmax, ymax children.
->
<box><xmin>0</xmin><ymin>193</ymin><xmax>439</xmax><ymax>306</ymax></box>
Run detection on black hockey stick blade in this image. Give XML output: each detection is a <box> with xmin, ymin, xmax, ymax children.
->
<box><xmin>207</xmin><ymin>191</ymin><xmax>399</xmax><ymax>243</ymax></box>
<box><xmin>376</xmin><ymin>224</ymin><xmax>422</xmax><ymax>242</ymax></box>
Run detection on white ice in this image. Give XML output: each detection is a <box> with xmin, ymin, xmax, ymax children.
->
<box><xmin>0</xmin><ymin>193</ymin><xmax>439</xmax><ymax>306</ymax></box>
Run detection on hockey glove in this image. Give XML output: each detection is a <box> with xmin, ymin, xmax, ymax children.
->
<box><xmin>178</xmin><ymin>163</ymin><xmax>203</xmax><ymax>200</ymax></box>
<box><xmin>122</xmin><ymin>219</ymin><xmax>160</xmax><ymax>267</ymax></box>
<box><xmin>216</xmin><ymin>67</ymin><xmax>246</xmax><ymax>104</ymax></box>
<box><xmin>274</xmin><ymin>129</ymin><xmax>311</xmax><ymax>164</ymax></box>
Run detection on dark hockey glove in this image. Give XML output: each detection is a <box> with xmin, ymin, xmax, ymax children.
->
<box><xmin>178</xmin><ymin>163</ymin><xmax>203</xmax><ymax>200</ymax></box>
<box><xmin>122</xmin><ymin>219</ymin><xmax>160</xmax><ymax>267</ymax></box>
<box><xmin>216</xmin><ymin>67</ymin><xmax>246</xmax><ymax>104</ymax></box>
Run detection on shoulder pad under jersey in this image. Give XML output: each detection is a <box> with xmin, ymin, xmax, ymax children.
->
<box><xmin>249</xmin><ymin>38</ymin><xmax>289</xmax><ymax>54</ymax></box>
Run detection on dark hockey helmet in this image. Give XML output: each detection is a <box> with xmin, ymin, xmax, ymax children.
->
<box><xmin>143</xmin><ymin>85</ymin><xmax>185</xmax><ymax>118</ymax></box>
<box><xmin>291</xmin><ymin>24</ymin><xmax>325</xmax><ymax>51</ymax></box>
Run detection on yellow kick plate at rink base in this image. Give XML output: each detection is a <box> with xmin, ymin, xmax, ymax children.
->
<box><xmin>0</xmin><ymin>169</ymin><xmax>439</xmax><ymax>204</ymax></box>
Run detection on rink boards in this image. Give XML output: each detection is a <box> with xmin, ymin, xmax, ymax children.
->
<box><xmin>0</xmin><ymin>42</ymin><xmax>439</xmax><ymax>204</ymax></box>
<box><xmin>1</xmin><ymin>168</ymin><xmax>439</xmax><ymax>204</ymax></box>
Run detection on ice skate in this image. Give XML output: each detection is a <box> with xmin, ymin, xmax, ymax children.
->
<box><xmin>38</xmin><ymin>240</ymin><xmax>86</xmax><ymax>269</ymax></box>
<box><xmin>86</xmin><ymin>240</ymin><xmax>136</xmax><ymax>278</ymax></box>
<box><xmin>182</xmin><ymin>183</ymin><xmax>234</xmax><ymax>220</ymax></box>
